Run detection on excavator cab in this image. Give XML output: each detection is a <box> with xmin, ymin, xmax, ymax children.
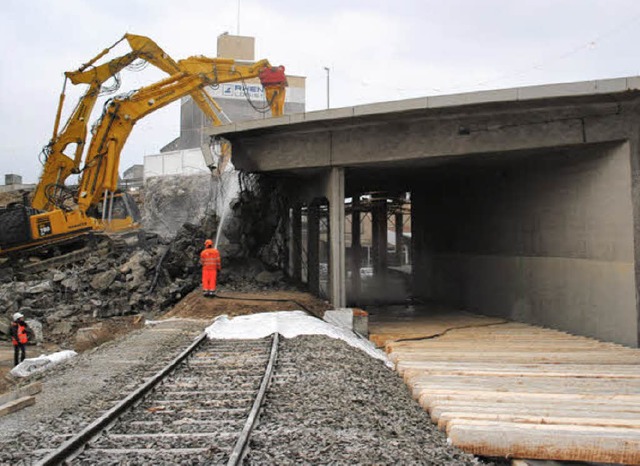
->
<box><xmin>86</xmin><ymin>191</ymin><xmax>141</xmax><ymax>232</ymax></box>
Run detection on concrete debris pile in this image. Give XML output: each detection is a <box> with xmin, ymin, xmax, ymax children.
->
<box><xmin>0</xmin><ymin>172</ymin><xmax>291</xmax><ymax>348</ymax></box>
<box><xmin>0</xmin><ymin>238</ymin><xmax>174</xmax><ymax>346</ymax></box>
<box><xmin>0</xmin><ymin>223</ymin><xmax>290</xmax><ymax>348</ymax></box>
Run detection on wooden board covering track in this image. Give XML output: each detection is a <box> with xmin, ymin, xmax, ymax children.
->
<box><xmin>372</xmin><ymin>311</ymin><xmax>640</xmax><ymax>463</ymax></box>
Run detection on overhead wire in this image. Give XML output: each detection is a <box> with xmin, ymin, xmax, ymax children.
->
<box><xmin>375</xmin><ymin>10</ymin><xmax>640</xmax><ymax>97</ymax></box>
<box><xmin>464</xmin><ymin>10</ymin><xmax>640</xmax><ymax>92</ymax></box>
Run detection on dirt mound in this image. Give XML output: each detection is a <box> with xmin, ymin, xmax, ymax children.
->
<box><xmin>164</xmin><ymin>289</ymin><xmax>331</xmax><ymax>321</ymax></box>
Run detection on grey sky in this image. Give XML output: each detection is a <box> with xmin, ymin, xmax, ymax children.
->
<box><xmin>2</xmin><ymin>0</ymin><xmax>640</xmax><ymax>183</ymax></box>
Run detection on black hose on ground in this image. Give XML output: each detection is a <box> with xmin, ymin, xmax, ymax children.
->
<box><xmin>147</xmin><ymin>246</ymin><xmax>171</xmax><ymax>294</ymax></box>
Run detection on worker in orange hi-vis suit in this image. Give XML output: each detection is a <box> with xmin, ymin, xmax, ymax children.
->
<box><xmin>200</xmin><ymin>239</ymin><xmax>221</xmax><ymax>297</ymax></box>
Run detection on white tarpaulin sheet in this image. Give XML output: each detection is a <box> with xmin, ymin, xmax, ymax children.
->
<box><xmin>205</xmin><ymin>311</ymin><xmax>392</xmax><ymax>367</ymax></box>
<box><xmin>10</xmin><ymin>350</ymin><xmax>77</xmax><ymax>378</ymax></box>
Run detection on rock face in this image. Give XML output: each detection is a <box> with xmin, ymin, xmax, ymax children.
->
<box><xmin>143</xmin><ymin>174</ymin><xmax>218</xmax><ymax>238</ymax></box>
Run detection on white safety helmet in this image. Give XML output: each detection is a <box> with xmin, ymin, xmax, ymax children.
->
<box><xmin>13</xmin><ymin>312</ymin><xmax>24</xmax><ymax>321</ymax></box>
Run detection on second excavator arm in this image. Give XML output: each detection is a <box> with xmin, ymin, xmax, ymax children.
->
<box><xmin>76</xmin><ymin>58</ymin><xmax>287</xmax><ymax>214</ymax></box>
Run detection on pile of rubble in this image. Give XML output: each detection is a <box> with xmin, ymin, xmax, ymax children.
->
<box><xmin>0</xmin><ymin>173</ymin><xmax>292</xmax><ymax>348</ymax></box>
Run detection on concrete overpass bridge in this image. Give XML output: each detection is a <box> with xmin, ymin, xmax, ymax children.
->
<box><xmin>208</xmin><ymin>77</ymin><xmax>640</xmax><ymax>347</ymax></box>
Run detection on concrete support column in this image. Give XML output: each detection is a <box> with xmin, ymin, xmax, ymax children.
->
<box><xmin>327</xmin><ymin>167</ymin><xmax>346</xmax><ymax>307</ymax></box>
<box><xmin>351</xmin><ymin>197</ymin><xmax>362</xmax><ymax>302</ymax></box>
<box><xmin>395</xmin><ymin>210</ymin><xmax>403</xmax><ymax>266</ymax></box>
<box><xmin>372</xmin><ymin>198</ymin><xmax>388</xmax><ymax>277</ymax></box>
<box><xmin>291</xmin><ymin>205</ymin><xmax>302</xmax><ymax>282</ymax></box>
<box><xmin>411</xmin><ymin>189</ymin><xmax>428</xmax><ymax>299</ymax></box>
<box><xmin>307</xmin><ymin>203</ymin><xmax>320</xmax><ymax>296</ymax></box>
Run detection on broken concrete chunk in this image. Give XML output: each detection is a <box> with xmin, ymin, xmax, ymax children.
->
<box><xmin>256</xmin><ymin>270</ymin><xmax>279</xmax><ymax>284</ymax></box>
<box><xmin>0</xmin><ymin>316</ymin><xmax>10</xmax><ymax>335</ymax></box>
<box><xmin>90</xmin><ymin>270</ymin><xmax>118</xmax><ymax>291</ymax></box>
<box><xmin>60</xmin><ymin>277</ymin><xmax>80</xmax><ymax>292</ymax></box>
<box><xmin>75</xmin><ymin>326</ymin><xmax>101</xmax><ymax>349</ymax></box>
<box><xmin>25</xmin><ymin>280</ymin><xmax>53</xmax><ymax>295</ymax></box>
<box><xmin>0</xmin><ymin>267</ymin><xmax>13</xmax><ymax>283</ymax></box>
<box><xmin>25</xmin><ymin>319</ymin><xmax>43</xmax><ymax>344</ymax></box>
<box><xmin>46</xmin><ymin>307</ymin><xmax>77</xmax><ymax>323</ymax></box>
<box><xmin>51</xmin><ymin>321</ymin><xmax>73</xmax><ymax>335</ymax></box>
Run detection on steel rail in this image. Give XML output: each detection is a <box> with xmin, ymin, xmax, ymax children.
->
<box><xmin>227</xmin><ymin>332</ymin><xmax>280</xmax><ymax>466</ymax></box>
<box><xmin>35</xmin><ymin>331</ymin><xmax>208</xmax><ymax>466</ymax></box>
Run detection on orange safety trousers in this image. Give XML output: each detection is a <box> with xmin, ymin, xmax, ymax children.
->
<box><xmin>202</xmin><ymin>268</ymin><xmax>218</xmax><ymax>292</ymax></box>
<box><xmin>200</xmin><ymin>247</ymin><xmax>221</xmax><ymax>292</ymax></box>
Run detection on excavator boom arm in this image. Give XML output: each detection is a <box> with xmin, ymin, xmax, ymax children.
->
<box><xmin>77</xmin><ymin>59</ymin><xmax>286</xmax><ymax>212</ymax></box>
<box><xmin>32</xmin><ymin>33</ymin><xmax>230</xmax><ymax>212</ymax></box>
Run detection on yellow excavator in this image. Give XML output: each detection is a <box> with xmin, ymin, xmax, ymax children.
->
<box><xmin>0</xmin><ymin>34</ymin><xmax>287</xmax><ymax>257</ymax></box>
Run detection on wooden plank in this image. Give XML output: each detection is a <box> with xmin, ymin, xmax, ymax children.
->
<box><xmin>396</xmin><ymin>362</ymin><xmax>640</xmax><ymax>378</ymax></box>
<box><xmin>0</xmin><ymin>396</ymin><xmax>35</xmax><ymax>417</ymax></box>
<box><xmin>402</xmin><ymin>368</ymin><xmax>640</xmax><ymax>380</ymax></box>
<box><xmin>446</xmin><ymin>420</ymin><xmax>640</xmax><ymax>464</ymax></box>
<box><xmin>407</xmin><ymin>373</ymin><xmax>640</xmax><ymax>390</ymax></box>
<box><xmin>437</xmin><ymin>412</ymin><xmax>640</xmax><ymax>430</ymax></box>
<box><xmin>389</xmin><ymin>351</ymin><xmax>640</xmax><ymax>364</ymax></box>
<box><xmin>418</xmin><ymin>389</ymin><xmax>640</xmax><ymax>406</ymax></box>
<box><xmin>428</xmin><ymin>402</ymin><xmax>640</xmax><ymax>422</ymax></box>
<box><xmin>390</xmin><ymin>347</ymin><xmax>638</xmax><ymax>356</ymax></box>
<box><xmin>409</xmin><ymin>375</ymin><xmax>640</xmax><ymax>397</ymax></box>
<box><xmin>389</xmin><ymin>342</ymin><xmax>615</xmax><ymax>352</ymax></box>
<box><xmin>0</xmin><ymin>382</ymin><xmax>42</xmax><ymax>406</ymax></box>
<box><xmin>389</xmin><ymin>339</ymin><xmax>617</xmax><ymax>348</ymax></box>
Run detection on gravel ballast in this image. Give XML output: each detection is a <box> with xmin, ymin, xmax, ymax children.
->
<box><xmin>247</xmin><ymin>335</ymin><xmax>497</xmax><ymax>465</ymax></box>
<box><xmin>0</xmin><ymin>319</ymin><xmax>204</xmax><ymax>463</ymax></box>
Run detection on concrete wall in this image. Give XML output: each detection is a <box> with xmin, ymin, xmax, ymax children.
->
<box><xmin>412</xmin><ymin>143</ymin><xmax>637</xmax><ymax>346</ymax></box>
<box><xmin>144</xmin><ymin>148</ymin><xmax>210</xmax><ymax>178</ymax></box>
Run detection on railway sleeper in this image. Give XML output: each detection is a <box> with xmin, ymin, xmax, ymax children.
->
<box><xmin>171</xmin><ymin>368</ymin><xmax>266</xmax><ymax>378</ymax></box>
<box><xmin>118</xmin><ymin>407</ymin><xmax>251</xmax><ymax>423</ymax></box>
<box><xmin>74</xmin><ymin>447</ymin><xmax>227</xmax><ymax>465</ymax></box>
<box><xmin>154</xmin><ymin>389</ymin><xmax>257</xmax><ymax>397</ymax></box>
<box><xmin>88</xmin><ymin>433</ymin><xmax>236</xmax><ymax>450</ymax></box>
<box><xmin>113</xmin><ymin>419</ymin><xmax>244</xmax><ymax>435</ymax></box>
<box><xmin>148</xmin><ymin>398</ymin><xmax>254</xmax><ymax>406</ymax></box>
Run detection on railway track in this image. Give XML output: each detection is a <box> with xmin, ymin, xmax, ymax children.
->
<box><xmin>36</xmin><ymin>333</ymin><xmax>279</xmax><ymax>465</ymax></box>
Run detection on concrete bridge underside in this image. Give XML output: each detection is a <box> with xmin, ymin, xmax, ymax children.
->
<box><xmin>209</xmin><ymin>78</ymin><xmax>640</xmax><ymax>347</ymax></box>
